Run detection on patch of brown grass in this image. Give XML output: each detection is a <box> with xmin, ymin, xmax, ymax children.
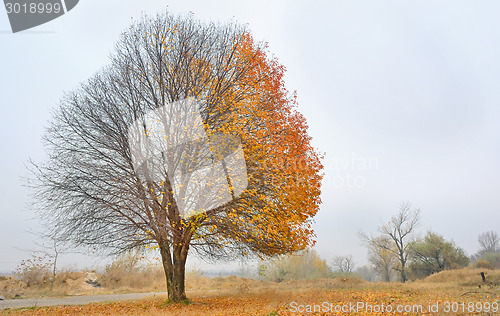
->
<box><xmin>2</xmin><ymin>278</ymin><xmax>499</xmax><ymax>316</ymax></box>
<box><xmin>3</xmin><ymin>268</ymin><xmax>500</xmax><ymax>315</ymax></box>
<box><xmin>418</xmin><ymin>268</ymin><xmax>500</xmax><ymax>286</ymax></box>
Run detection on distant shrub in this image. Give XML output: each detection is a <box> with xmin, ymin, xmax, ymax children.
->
<box><xmin>185</xmin><ymin>265</ymin><xmax>205</xmax><ymax>279</ymax></box>
<box><xmin>258</xmin><ymin>249</ymin><xmax>332</xmax><ymax>282</ymax></box>
<box><xmin>475</xmin><ymin>260</ymin><xmax>493</xmax><ymax>270</ymax></box>
<box><xmin>101</xmin><ymin>251</ymin><xmax>163</xmax><ymax>290</ymax></box>
<box><xmin>15</xmin><ymin>254</ymin><xmax>52</xmax><ymax>287</ymax></box>
<box><xmin>475</xmin><ymin>252</ymin><xmax>500</xmax><ymax>270</ymax></box>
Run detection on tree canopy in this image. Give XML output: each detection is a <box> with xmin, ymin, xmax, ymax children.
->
<box><xmin>408</xmin><ymin>231</ymin><xmax>469</xmax><ymax>279</ymax></box>
<box><xmin>30</xmin><ymin>12</ymin><xmax>323</xmax><ymax>301</ymax></box>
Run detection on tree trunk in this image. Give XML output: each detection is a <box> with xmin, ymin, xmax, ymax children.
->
<box><xmin>159</xmin><ymin>240</ymin><xmax>187</xmax><ymax>302</ymax></box>
<box><xmin>172</xmin><ymin>246</ymin><xmax>187</xmax><ymax>301</ymax></box>
<box><xmin>400</xmin><ymin>260</ymin><xmax>407</xmax><ymax>283</ymax></box>
<box><xmin>401</xmin><ymin>269</ymin><xmax>407</xmax><ymax>283</ymax></box>
<box><xmin>399</xmin><ymin>247</ymin><xmax>407</xmax><ymax>283</ymax></box>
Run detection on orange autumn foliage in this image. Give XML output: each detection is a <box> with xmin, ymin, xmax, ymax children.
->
<box><xmin>190</xmin><ymin>32</ymin><xmax>324</xmax><ymax>258</ymax></box>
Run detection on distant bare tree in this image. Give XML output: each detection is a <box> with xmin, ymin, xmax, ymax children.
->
<box><xmin>360</xmin><ymin>201</ymin><xmax>420</xmax><ymax>283</ymax></box>
<box><xmin>478</xmin><ymin>231</ymin><xmax>499</xmax><ymax>253</ymax></box>
<box><xmin>40</xmin><ymin>236</ymin><xmax>61</xmax><ymax>290</ymax></box>
<box><xmin>355</xmin><ymin>265</ymin><xmax>377</xmax><ymax>282</ymax></box>
<box><xmin>332</xmin><ymin>255</ymin><xmax>355</xmax><ymax>273</ymax></box>
<box><xmin>473</xmin><ymin>231</ymin><xmax>500</xmax><ymax>268</ymax></box>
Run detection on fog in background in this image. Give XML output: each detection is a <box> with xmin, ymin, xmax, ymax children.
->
<box><xmin>1</xmin><ymin>0</ymin><xmax>499</xmax><ymax>273</ymax></box>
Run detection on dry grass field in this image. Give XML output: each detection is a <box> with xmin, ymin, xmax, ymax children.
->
<box><xmin>1</xmin><ymin>268</ymin><xmax>500</xmax><ymax>315</ymax></box>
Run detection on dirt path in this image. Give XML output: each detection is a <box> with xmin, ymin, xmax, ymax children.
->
<box><xmin>0</xmin><ymin>292</ymin><xmax>166</xmax><ymax>310</ymax></box>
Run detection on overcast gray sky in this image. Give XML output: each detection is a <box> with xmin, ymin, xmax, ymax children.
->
<box><xmin>1</xmin><ymin>0</ymin><xmax>499</xmax><ymax>272</ymax></box>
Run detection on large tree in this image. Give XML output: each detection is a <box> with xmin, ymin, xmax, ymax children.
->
<box><xmin>30</xmin><ymin>13</ymin><xmax>323</xmax><ymax>301</ymax></box>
